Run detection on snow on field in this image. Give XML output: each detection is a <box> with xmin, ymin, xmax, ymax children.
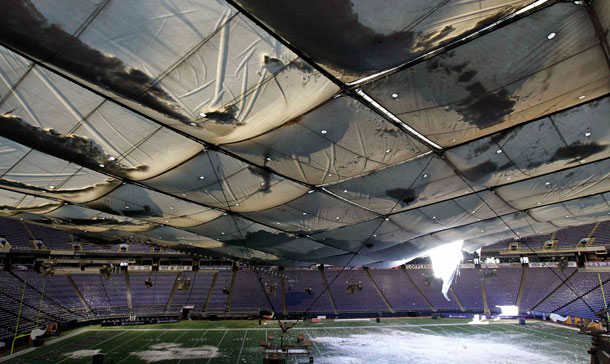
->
<box><xmin>314</xmin><ymin>329</ymin><xmax>582</xmax><ymax>364</ymax></box>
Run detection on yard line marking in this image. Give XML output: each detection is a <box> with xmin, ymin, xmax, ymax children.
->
<box><xmin>117</xmin><ymin>329</ymin><xmax>182</xmax><ymax>364</ymax></box>
<box><xmin>207</xmin><ymin>330</ymin><xmax>228</xmax><ymax>364</ymax></box>
<box><xmin>541</xmin><ymin>321</ymin><xmax>580</xmax><ymax>331</ymax></box>
<box><xmin>304</xmin><ymin>328</ymin><xmax>326</xmax><ymax>358</ymax></box>
<box><xmin>506</xmin><ymin>324</ymin><xmax>588</xmax><ymax>346</ymax></box>
<box><xmin>0</xmin><ymin>328</ymin><xmax>90</xmax><ymax>363</ymax></box>
<box><xmin>236</xmin><ymin>330</ymin><xmax>248</xmax><ymax>364</ymax></box>
<box><xmin>55</xmin><ymin>330</ymin><xmax>128</xmax><ymax>364</ymax></box>
<box><xmin>101</xmin><ymin>330</ymin><xmax>149</xmax><ymax>357</ymax></box>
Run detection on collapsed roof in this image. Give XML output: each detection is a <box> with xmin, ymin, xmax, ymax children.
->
<box><xmin>0</xmin><ymin>0</ymin><xmax>608</xmax><ymax>268</ymax></box>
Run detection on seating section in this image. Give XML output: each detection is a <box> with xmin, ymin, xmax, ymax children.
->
<box><xmin>26</xmin><ymin>224</ymin><xmax>72</xmax><ymax>250</ymax></box>
<box><xmin>0</xmin><ymin>271</ymin><xmax>85</xmax><ymax>341</ymax></box>
<box><xmin>537</xmin><ymin>271</ymin><xmax>610</xmax><ymax>313</ymax></box>
<box><xmin>369</xmin><ymin>269</ymin><xmax>430</xmax><ymax>311</ymax></box>
<box><xmin>285</xmin><ymin>269</ymin><xmax>335</xmax><ymax>314</ymax></box>
<box><xmin>555</xmin><ymin>281</ymin><xmax>610</xmax><ymax>319</ymax></box>
<box><xmin>407</xmin><ymin>269</ymin><xmax>461</xmax><ymax>310</ymax></box>
<box><xmin>169</xmin><ymin>271</ymin><xmax>215</xmax><ymax>312</ymax></box>
<box><xmin>72</xmin><ymin>273</ymin><xmax>129</xmax><ymax>317</ymax></box>
<box><xmin>326</xmin><ymin>270</ymin><xmax>388</xmax><ymax>312</ymax></box>
<box><xmin>0</xmin><ymin>217</ymin><xmax>32</xmax><ymax>248</ymax></box>
<box><xmin>481</xmin><ymin>268</ymin><xmax>522</xmax><ymax>311</ymax></box>
<box><xmin>451</xmin><ymin>269</ymin><xmax>484</xmax><ymax>310</ymax></box>
<box><xmin>130</xmin><ymin>272</ymin><xmax>177</xmax><ymax>315</ymax></box>
<box><xmin>519</xmin><ymin>268</ymin><xmax>576</xmax><ymax>310</ymax></box>
<box><xmin>230</xmin><ymin>269</ymin><xmax>283</xmax><ymax>313</ymax></box>
<box><xmin>554</xmin><ymin>226</ymin><xmax>595</xmax><ymax>247</ymax></box>
<box><xmin>206</xmin><ymin>270</ymin><xmax>233</xmax><ymax>312</ymax></box>
<box><xmin>2</xmin><ymin>265</ymin><xmax>610</xmax><ymax>338</ymax></box>
<box><xmin>483</xmin><ymin>221</ymin><xmax>610</xmax><ymax>252</ymax></box>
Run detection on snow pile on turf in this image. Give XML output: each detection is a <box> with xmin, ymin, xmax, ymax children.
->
<box><xmin>63</xmin><ymin>349</ymin><xmax>102</xmax><ymax>359</ymax></box>
<box><xmin>314</xmin><ymin>329</ymin><xmax>578</xmax><ymax>364</ymax></box>
<box><xmin>131</xmin><ymin>342</ymin><xmax>221</xmax><ymax>362</ymax></box>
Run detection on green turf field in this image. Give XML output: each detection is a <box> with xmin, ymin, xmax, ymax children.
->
<box><xmin>3</xmin><ymin>319</ymin><xmax>591</xmax><ymax>363</ymax></box>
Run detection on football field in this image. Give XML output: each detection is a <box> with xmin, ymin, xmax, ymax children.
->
<box><xmin>3</xmin><ymin>318</ymin><xmax>591</xmax><ymax>364</ymax></box>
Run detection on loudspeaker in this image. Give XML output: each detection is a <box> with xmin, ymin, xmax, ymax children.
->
<box><xmin>92</xmin><ymin>353</ymin><xmax>104</xmax><ymax>364</ymax></box>
<box><xmin>519</xmin><ymin>318</ymin><xmax>526</xmax><ymax>325</ymax></box>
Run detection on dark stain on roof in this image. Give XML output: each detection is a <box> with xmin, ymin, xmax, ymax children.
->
<box><xmin>0</xmin><ymin>1</ymin><xmax>189</xmax><ymax>123</ymax></box>
<box><xmin>0</xmin><ymin>113</ymin><xmax>148</xmax><ymax>179</ymax></box>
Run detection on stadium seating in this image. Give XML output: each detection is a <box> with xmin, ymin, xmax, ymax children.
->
<box><xmin>206</xmin><ymin>270</ymin><xmax>233</xmax><ymax>312</ymax></box>
<box><xmin>325</xmin><ymin>269</ymin><xmax>388</xmax><ymax>312</ymax></box>
<box><xmin>130</xmin><ymin>272</ymin><xmax>176</xmax><ymax>315</ymax></box>
<box><xmin>369</xmin><ymin>269</ymin><xmax>430</xmax><ymax>311</ymax></box>
<box><xmin>169</xmin><ymin>271</ymin><xmax>215</xmax><ymax>312</ymax></box>
<box><xmin>451</xmin><ymin>269</ymin><xmax>484</xmax><ymax>310</ymax></box>
<box><xmin>0</xmin><ymin>217</ymin><xmax>32</xmax><ymax>249</ymax></box>
<box><xmin>1</xmin><ymin>264</ymin><xmax>609</xmax><ymax>341</ymax></box>
<box><xmin>285</xmin><ymin>269</ymin><xmax>335</xmax><ymax>314</ymax></box>
<box><xmin>480</xmin><ymin>268</ymin><xmax>522</xmax><ymax>311</ymax></box>
<box><xmin>519</xmin><ymin>268</ymin><xmax>576</xmax><ymax>310</ymax></box>
<box><xmin>26</xmin><ymin>224</ymin><xmax>72</xmax><ymax>250</ymax></box>
<box><xmin>407</xmin><ymin>269</ymin><xmax>461</xmax><ymax>310</ymax></box>
<box><xmin>537</xmin><ymin>272</ymin><xmax>610</xmax><ymax>313</ymax></box>
<box><xmin>230</xmin><ymin>269</ymin><xmax>283</xmax><ymax>313</ymax></box>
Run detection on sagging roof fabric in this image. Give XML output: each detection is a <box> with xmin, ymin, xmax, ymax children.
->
<box><xmin>0</xmin><ymin>0</ymin><xmax>608</xmax><ymax>268</ymax></box>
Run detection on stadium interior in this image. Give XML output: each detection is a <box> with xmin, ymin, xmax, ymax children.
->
<box><xmin>0</xmin><ymin>0</ymin><xmax>609</xmax><ymax>363</ymax></box>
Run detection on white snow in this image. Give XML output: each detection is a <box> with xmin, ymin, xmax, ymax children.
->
<box><xmin>313</xmin><ymin>329</ymin><xmax>579</xmax><ymax>364</ymax></box>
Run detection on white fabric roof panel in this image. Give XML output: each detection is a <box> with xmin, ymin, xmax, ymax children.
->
<box><xmin>0</xmin><ymin>47</ymin><xmax>32</xmax><ymax>101</ymax></box>
<box><xmin>233</xmin><ymin>0</ymin><xmax>532</xmax><ymax>82</ymax></box>
<box><xmin>0</xmin><ymin>189</ymin><xmax>61</xmax><ymax>216</ymax></box>
<box><xmin>528</xmin><ymin>192</ymin><xmax>610</xmax><ymax>223</ymax></box>
<box><xmin>326</xmin><ymin>154</ymin><xmax>474</xmax><ymax>215</ymax></box>
<box><xmin>224</xmin><ymin>95</ymin><xmax>430</xmax><ymax>185</ymax></box>
<box><xmin>445</xmin><ymin>96</ymin><xmax>610</xmax><ymax>187</ymax></box>
<box><xmin>363</xmin><ymin>3</ymin><xmax>610</xmax><ymax>147</ymax></box>
<box><xmin>0</xmin><ymin>148</ymin><xmax>120</xmax><ymax>204</ymax></box>
<box><xmin>0</xmin><ymin>1</ymin><xmax>608</xmax><ymax>267</ymax></box>
<box><xmin>86</xmin><ymin>184</ymin><xmax>223</xmax><ymax>228</ymax></box>
<box><xmin>310</xmin><ymin>218</ymin><xmax>411</xmax><ymax>254</ymax></box>
<box><xmin>494</xmin><ymin>158</ymin><xmax>610</xmax><ymax>210</ymax></box>
<box><xmin>145</xmin><ymin>150</ymin><xmax>309</xmax><ymax>212</ymax></box>
<box><xmin>241</xmin><ymin>190</ymin><xmax>378</xmax><ymax>234</ymax></box>
<box><xmin>0</xmin><ymin>1</ymin><xmax>339</xmax><ymax>145</ymax></box>
<box><xmin>0</xmin><ymin>62</ymin><xmax>204</xmax><ymax>180</ymax></box>
<box><xmin>158</xmin><ymin>13</ymin><xmax>339</xmax><ymax>144</ymax></box>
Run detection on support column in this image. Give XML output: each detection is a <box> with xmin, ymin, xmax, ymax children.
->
<box><xmin>67</xmin><ymin>274</ymin><xmax>91</xmax><ymax>313</ymax></box>
<box><xmin>401</xmin><ymin>266</ymin><xmax>436</xmax><ymax>311</ymax></box>
<box><xmin>319</xmin><ymin>267</ymin><xmax>338</xmax><ymax>314</ymax></box>
<box><xmin>365</xmin><ymin>268</ymin><xmax>395</xmax><ymax>313</ymax></box>
<box><xmin>165</xmin><ymin>272</ymin><xmax>182</xmax><ymax>313</ymax></box>
<box><xmin>124</xmin><ymin>270</ymin><xmax>133</xmax><ymax>314</ymax></box>
<box><xmin>203</xmin><ymin>271</ymin><xmax>218</xmax><ymax>313</ymax></box>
